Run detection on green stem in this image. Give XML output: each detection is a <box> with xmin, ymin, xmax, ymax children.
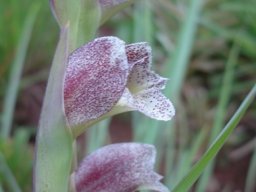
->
<box><xmin>34</xmin><ymin>26</ymin><xmax>73</xmax><ymax>192</ymax></box>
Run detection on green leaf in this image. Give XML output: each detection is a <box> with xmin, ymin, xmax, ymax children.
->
<box><xmin>172</xmin><ymin>84</ymin><xmax>256</xmax><ymax>192</ymax></box>
<box><xmin>164</xmin><ymin>0</ymin><xmax>203</xmax><ymax>101</ymax></box>
<box><xmin>86</xmin><ymin>119</ymin><xmax>110</xmax><ymax>154</ymax></box>
<box><xmin>196</xmin><ymin>43</ymin><xmax>239</xmax><ymax>192</ymax></box>
<box><xmin>245</xmin><ymin>141</ymin><xmax>256</xmax><ymax>192</ymax></box>
<box><xmin>1</xmin><ymin>3</ymin><xmax>40</xmax><ymax>139</ymax></box>
<box><xmin>34</xmin><ymin>26</ymin><xmax>73</xmax><ymax>192</ymax></box>
<box><xmin>164</xmin><ymin>0</ymin><xmax>203</xmax><ymax>186</ymax></box>
<box><xmin>0</xmin><ymin>185</ymin><xmax>3</xmax><ymax>192</ymax></box>
<box><xmin>0</xmin><ymin>153</ymin><xmax>21</xmax><ymax>192</ymax></box>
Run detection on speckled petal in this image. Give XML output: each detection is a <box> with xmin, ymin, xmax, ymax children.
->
<box><xmin>64</xmin><ymin>37</ymin><xmax>129</xmax><ymax>126</ymax></box>
<box><xmin>133</xmin><ymin>89</ymin><xmax>175</xmax><ymax>121</ymax></box>
<box><xmin>126</xmin><ymin>43</ymin><xmax>167</xmax><ymax>93</ymax></box>
<box><xmin>115</xmin><ymin>88</ymin><xmax>175</xmax><ymax>121</ymax></box>
<box><xmin>73</xmin><ymin>143</ymin><xmax>169</xmax><ymax>192</ymax></box>
<box><xmin>125</xmin><ymin>42</ymin><xmax>151</xmax><ymax>68</ymax></box>
<box><xmin>123</xmin><ymin>43</ymin><xmax>175</xmax><ymax>120</ymax></box>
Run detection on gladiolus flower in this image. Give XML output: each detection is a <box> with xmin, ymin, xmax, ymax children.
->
<box><xmin>71</xmin><ymin>143</ymin><xmax>169</xmax><ymax>192</ymax></box>
<box><xmin>64</xmin><ymin>36</ymin><xmax>175</xmax><ymax>135</ymax></box>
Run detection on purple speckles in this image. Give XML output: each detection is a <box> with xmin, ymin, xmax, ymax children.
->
<box><xmin>124</xmin><ymin>42</ymin><xmax>175</xmax><ymax>121</ymax></box>
<box><xmin>64</xmin><ymin>37</ymin><xmax>129</xmax><ymax>126</ymax></box>
<box><xmin>64</xmin><ymin>36</ymin><xmax>175</xmax><ymax>128</ymax></box>
<box><xmin>73</xmin><ymin>143</ymin><xmax>169</xmax><ymax>192</ymax></box>
<box><xmin>132</xmin><ymin>89</ymin><xmax>175</xmax><ymax>121</ymax></box>
<box><xmin>126</xmin><ymin>42</ymin><xmax>151</xmax><ymax>68</ymax></box>
<box><xmin>64</xmin><ymin>37</ymin><xmax>174</xmax><ymax>191</ymax></box>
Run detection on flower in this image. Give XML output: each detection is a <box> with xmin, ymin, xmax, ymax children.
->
<box><xmin>64</xmin><ymin>36</ymin><xmax>175</xmax><ymax>135</ymax></box>
<box><xmin>71</xmin><ymin>143</ymin><xmax>169</xmax><ymax>192</ymax></box>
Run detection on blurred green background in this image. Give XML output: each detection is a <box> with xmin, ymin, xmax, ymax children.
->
<box><xmin>0</xmin><ymin>0</ymin><xmax>256</xmax><ymax>191</ymax></box>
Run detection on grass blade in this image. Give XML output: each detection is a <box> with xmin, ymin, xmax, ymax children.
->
<box><xmin>86</xmin><ymin>119</ymin><xmax>110</xmax><ymax>154</ymax></box>
<box><xmin>172</xmin><ymin>84</ymin><xmax>256</xmax><ymax>192</ymax></box>
<box><xmin>170</xmin><ymin>128</ymin><xmax>207</xmax><ymax>188</ymax></box>
<box><xmin>164</xmin><ymin>0</ymin><xmax>203</xmax><ymax>187</ymax></box>
<box><xmin>164</xmin><ymin>0</ymin><xmax>203</xmax><ymax>101</ymax></box>
<box><xmin>1</xmin><ymin>3</ymin><xmax>39</xmax><ymax>139</ymax></box>
<box><xmin>245</xmin><ymin>141</ymin><xmax>256</xmax><ymax>192</ymax></box>
<box><xmin>196</xmin><ymin>43</ymin><xmax>239</xmax><ymax>192</ymax></box>
<box><xmin>0</xmin><ymin>153</ymin><xmax>21</xmax><ymax>192</ymax></box>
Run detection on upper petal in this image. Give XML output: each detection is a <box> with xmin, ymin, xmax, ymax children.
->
<box><xmin>64</xmin><ymin>37</ymin><xmax>129</xmax><ymax>126</ymax></box>
<box><xmin>123</xmin><ymin>42</ymin><xmax>175</xmax><ymax>121</ymax></box>
<box><xmin>125</xmin><ymin>43</ymin><xmax>167</xmax><ymax>93</ymax></box>
<box><xmin>73</xmin><ymin>143</ymin><xmax>169</xmax><ymax>192</ymax></box>
<box><xmin>125</xmin><ymin>42</ymin><xmax>152</xmax><ymax>68</ymax></box>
